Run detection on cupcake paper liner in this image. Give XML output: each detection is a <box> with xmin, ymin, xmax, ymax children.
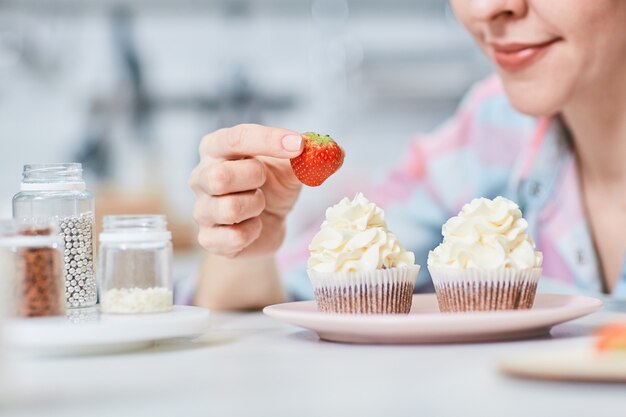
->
<box><xmin>308</xmin><ymin>265</ymin><xmax>420</xmax><ymax>314</ymax></box>
<box><xmin>428</xmin><ymin>266</ymin><xmax>542</xmax><ymax>312</ymax></box>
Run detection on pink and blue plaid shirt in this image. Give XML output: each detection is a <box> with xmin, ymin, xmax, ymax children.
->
<box><xmin>276</xmin><ymin>75</ymin><xmax>626</xmax><ymax>302</ymax></box>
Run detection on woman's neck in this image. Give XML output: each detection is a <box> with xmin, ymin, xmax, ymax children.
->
<box><xmin>562</xmin><ymin>73</ymin><xmax>626</xmax><ymax>293</ymax></box>
<box><xmin>563</xmin><ymin>76</ymin><xmax>626</xmax><ymax>187</ymax></box>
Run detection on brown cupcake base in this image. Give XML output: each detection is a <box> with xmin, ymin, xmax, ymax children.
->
<box><xmin>428</xmin><ymin>266</ymin><xmax>542</xmax><ymax>313</ymax></box>
<box><xmin>308</xmin><ymin>266</ymin><xmax>420</xmax><ymax>315</ymax></box>
<box><xmin>434</xmin><ymin>280</ymin><xmax>539</xmax><ymax>312</ymax></box>
<box><xmin>314</xmin><ymin>282</ymin><xmax>414</xmax><ymax>314</ymax></box>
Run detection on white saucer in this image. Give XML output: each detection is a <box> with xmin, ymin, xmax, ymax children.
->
<box><xmin>263</xmin><ymin>294</ymin><xmax>603</xmax><ymax>344</ymax></box>
<box><xmin>500</xmin><ymin>349</ymin><xmax>626</xmax><ymax>382</ymax></box>
<box><xmin>5</xmin><ymin>305</ymin><xmax>211</xmax><ymax>356</ymax></box>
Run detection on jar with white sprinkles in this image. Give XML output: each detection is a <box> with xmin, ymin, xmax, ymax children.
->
<box><xmin>98</xmin><ymin>215</ymin><xmax>173</xmax><ymax>314</ymax></box>
<box><xmin>12</xmin><ymin>163</ymin><xmax>97</xmax><ymax>308</ymax></box>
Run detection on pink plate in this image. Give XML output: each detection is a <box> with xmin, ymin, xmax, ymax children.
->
<box><xmin>263</xmin><ymin>293</ymin><xmax>603</xmax><ymax>344</ymax></box>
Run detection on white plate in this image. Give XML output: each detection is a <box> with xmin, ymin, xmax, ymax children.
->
<box><xmin>263</xmin><ymin>294</ymin><xmax>603</xmax><ymax>344</ymax></box>
<box><xmin>5</xmin><ymin>305</ymin><xmax>210</xmax><ymax>356</ymax></box>
<box><xmin>500</xmin><ymin>349</ymin><xmax>626</xmax><ymax>382</ymax></box>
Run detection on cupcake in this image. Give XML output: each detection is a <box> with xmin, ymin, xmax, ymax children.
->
<box><xmin>307</xmin><ymin>193</ymin><xmax>420</xmax><ymax>314</ymax></box>
<box><xmin>427</xmin><ymin>196</ymin><xmax>542</xmax><ymax>312</ymax></box>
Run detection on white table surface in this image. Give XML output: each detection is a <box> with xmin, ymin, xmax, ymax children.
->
<box><xmin>2</xmin><ymin>308</ymin><xmax>626</xmax><ymax>417</ymax></box>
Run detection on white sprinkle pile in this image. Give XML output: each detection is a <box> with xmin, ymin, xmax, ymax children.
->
<box><xmin>100</xmin><ymin>287</ymin><xmax>173</xmax><ymax>314</ymax></box>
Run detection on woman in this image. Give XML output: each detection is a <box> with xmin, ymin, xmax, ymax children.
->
<box><xmin>188</xmin><ymin>0</ymin><xmax>626</xmax><ymax>310</ymax></box>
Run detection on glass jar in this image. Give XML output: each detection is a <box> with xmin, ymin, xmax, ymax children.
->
<box><xmin>0</xmin><ymin>220</ymin><xmax>65</xmax><ymax>317</ymax></box>
<box><xmin>98</xmin><ymin>215</ymin><xmax>173</xmax><ymax>314</ymax></box>
<box><xmin>12</xmin><ymin>163</ymin><xmax>97</xmax><ymax>308</ymax></box>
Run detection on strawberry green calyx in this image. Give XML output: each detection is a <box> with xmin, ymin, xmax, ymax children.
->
<box><xmin>303</xmin><ymin>132</ymin><xmax>335</xmax><ymax>144</ymax></box>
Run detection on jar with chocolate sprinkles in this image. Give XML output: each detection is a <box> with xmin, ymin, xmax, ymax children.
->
<box><xmin>0</xmin><ymin>220</ymin><xmax>65</xmax><ymax>318</ymax></box>
<box><xmin>12</xmin><ymin>163</ymin><xmax>96</xmax><ymax>308</ymax></box>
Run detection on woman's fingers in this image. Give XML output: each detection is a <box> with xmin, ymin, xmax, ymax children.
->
<box><xmin>191</xmin><ymin>123</ymin><xmax>305</xmax><ymax>257</ymax></box>
<box><xmin>212</xmin><ymin>189</ymin><xmax>266</xmax><ymax>225</ymax></box>
<box><xmin>200</xmin><ymin>123</ymin><xmax>303</xmax><ymax>160</ymax></box>
<box><xmin>194</xmin><ymin>189</ymin><xmax>266</xmax><ymax>226</ymax></box>
<box><xmin>191</xmin><ymin>158</ymin><xmax>267</xmax><ymax>196</ymax></box>
<box><xmin>197</xmin><ymin>217</ymin><xmax>263</xmax><ymax>257</ymax></box>
<box><xmin>193</xmin><ymin>188</ymin><xmax>266</xmax><ymax>256</ymax></box>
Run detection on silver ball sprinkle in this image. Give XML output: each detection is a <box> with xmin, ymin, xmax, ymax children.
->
<box><xmin>61</xmin><ymin>213</ymin><xmax>96</xmax><ymax>309</ymax></box>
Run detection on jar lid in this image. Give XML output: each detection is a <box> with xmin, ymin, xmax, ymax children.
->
<box><xmin>99</xmin><ymin>231</ymin><xmax>172</xmax><ymax>243</ymax></box>
<box><xmin>20</xmin><ymin>164</ymin><xmax>87</xmax><ymax>191</ymax></box>
<box><xmin>100</xmin><ymin>214</ymin><xmax>172</xmax><ymax>243</ymax></box>
<box><xmin>0</xmin><ymin>220</ymin><xmax>62</xmax><ymax>248</ymax></box>
<box><xmin>20</xmin><ymin>182</ymin><xmax>86</xmax><ymax>192</ymax></box>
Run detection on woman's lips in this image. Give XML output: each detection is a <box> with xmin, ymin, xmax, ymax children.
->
<box><xmin>491</xmin><ymin>39</ymin><xmax>560</xmax><ymax>72</ymax></box>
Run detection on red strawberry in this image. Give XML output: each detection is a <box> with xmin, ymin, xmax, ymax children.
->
<box><xmin>595</xmin><ymin>323</ymin><xmax>626</xmax><ymax>352</ymax></box>
<box><xmin>290</xmin><ymin>132</ymin><xmax>345</xmax><ymax>187</ymax></box>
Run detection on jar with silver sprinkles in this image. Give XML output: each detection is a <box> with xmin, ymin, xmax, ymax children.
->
<box><xmin>12</xmin><ymin>163</ymin><xmax>97</xmax><ymax>308</ymax></box>
<box><xmin>98</xmin><ymin>215</ymin><xmax>173</xmax><ymax>314</ymax></box>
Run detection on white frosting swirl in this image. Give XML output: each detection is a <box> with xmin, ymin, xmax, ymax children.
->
<box><xmin>308</xmin><ymin>193</ymin><xmax>415</xmax><ymax>273</ymax></box>
<box><xmin>427</xmin><ymin>196</ymin><xmax>542</xmax><ymax>270</ymax></box>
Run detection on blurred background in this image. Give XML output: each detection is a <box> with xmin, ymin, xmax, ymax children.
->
<box><xmin>0</xmin><ymin>0</ymin><xmax>491</xmax><ymax>283</ymax></box>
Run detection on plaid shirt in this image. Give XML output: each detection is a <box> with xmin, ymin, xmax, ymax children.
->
<box><xmin>277</xmin><ymin>75</ymin><xmax>626</xmax><ymax>302</ymax></box>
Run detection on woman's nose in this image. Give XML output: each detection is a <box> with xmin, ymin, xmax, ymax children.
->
<box><xmin>467</xmin><ymin>0</ymin><xmax>528</xmax><ymax>21</ymax></box>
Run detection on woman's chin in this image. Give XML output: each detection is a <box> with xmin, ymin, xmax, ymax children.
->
<box><xmin>497</xmin><ymin>64</ymin><xmax>578</xmax><ymax>118</ymax></box>
<box><xmin>510</xmin><ymin>100</ymin><xmax>561</xmax><ymax>118</ymax></box>
<box><xmin>502</xmin><ymin>84</ymin><xmax>568</xmax><ymax>118</ymax></box>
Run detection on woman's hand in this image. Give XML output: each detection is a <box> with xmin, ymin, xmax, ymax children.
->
<box><xmin>189</xmin><ymin>124</ymin><xmax>304</xmax><ymax>258</ymax></box>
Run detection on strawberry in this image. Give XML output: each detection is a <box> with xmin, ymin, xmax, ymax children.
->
<box><xmin>595</xmin><ymin>323</ymin><xmax>626</xmax><ymax>352</ymax></box>
<box><xmin>290</xmin><ymin>132</ymin><xmax>345</xmax><ymax>187</ymax></box>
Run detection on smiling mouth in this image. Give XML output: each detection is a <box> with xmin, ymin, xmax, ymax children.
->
<box><xmin>490</xmin><ymin>39</ymin><xmax>561</xmax><ymax>72</ymax></box>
